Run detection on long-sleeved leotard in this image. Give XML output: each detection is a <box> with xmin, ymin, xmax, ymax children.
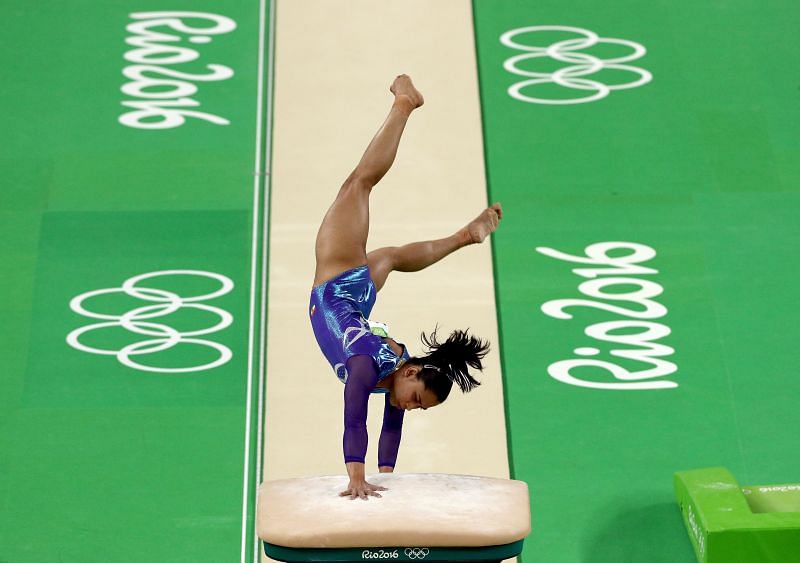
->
<box><xmin>309</xmin><ymin>264</ymin><xmax>411</xmax><ymax>467</ymax></box>
<box><xmin>343</xmin><ymin>355</ymin><xmax>405</xmax><ymax>467</ymax></box>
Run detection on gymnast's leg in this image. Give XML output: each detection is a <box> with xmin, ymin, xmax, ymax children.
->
<box><xmin>313</xmin><ymin>75</ymin><xmax>425</xmax><ymax>288</ymax></box>
<box><xmin>367</xmin><ymin>203</ymin><xmax>503</xmax><ymax>291</ymax></box>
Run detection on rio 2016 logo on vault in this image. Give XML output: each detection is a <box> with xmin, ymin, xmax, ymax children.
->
<box><xmin>500</xmin><ymin>25</ymin><xmax>652</xmax><ymax>105</ymax></box>
<box><xmin>66</xmin><ymin>270</ymin><xmax>234</xmax><ymax>373</ymax></box>
<box><xmin>360</xmin><ymin>548</ymin><xmax>430</xmax><ymax>560</ymax></box>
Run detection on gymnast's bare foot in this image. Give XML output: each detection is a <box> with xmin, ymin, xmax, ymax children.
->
<box><xmin>462</xmin><ymin>203</ymin><xmax>503</xmax><ymax>244</ymax></box>
<box><xmin>390</xmin><ymin>74</ymin><xmax>425</xmax><ymax>110</ymax></box>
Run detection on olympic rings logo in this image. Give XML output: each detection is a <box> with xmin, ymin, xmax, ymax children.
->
<box><xmin>500</xmin><ymin>25</ymin><xmax>652</xmax><ymax>104</ymax></box>
<box><xmin>66</xmin><ymin>270</ymin><xmax>234</xmax><ymax>373</ymax></box>
<box><xmin>404</xmin><ymin>548</ymin><xmax>430</xmax><ymax>560</ymax></box>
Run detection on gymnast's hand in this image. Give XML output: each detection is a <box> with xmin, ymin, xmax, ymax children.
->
<box><xmin>340</xmin><ymin>479</ymin><xmax>388</xmax><ymax>501</ymax></box>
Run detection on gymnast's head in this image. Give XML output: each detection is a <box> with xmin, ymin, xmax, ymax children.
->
<box><xmin>388</xmin><ymin>327</ymin><xmax>490</xmax><ymax>411</ymax></box>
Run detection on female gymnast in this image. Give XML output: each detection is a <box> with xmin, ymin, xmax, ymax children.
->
<box><xmin>309</xmin><ymin>74</ymin><xmax>503</xmax><ymax>501</ymax></box>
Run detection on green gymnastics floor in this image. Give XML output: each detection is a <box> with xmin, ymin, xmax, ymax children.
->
<box><xmin>2</xmin><ymin>1</ymin><xmax>799</xmax><ymax>562</ymax></box>
<box><xmin>1</xmin><ymin>1</ymin><xmax>274</xmax><ymax>561</ymax></box>
<box><xmin>475</xmin><ymin>2</ymin><xmax>800</xmax><ymax>560</ymax></box>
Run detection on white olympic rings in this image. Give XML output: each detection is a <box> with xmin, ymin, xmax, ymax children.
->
<box><xmin>66</xmin><ymin>270</ymin><xmax>234</xmax><ymax>373</ymax></box>
<box><xmin>500</xmin><ymin>25</ymin><xmax>652</xmax><ymax>104</ymax></box>
<box><xmin>404</xmin><ymin>548</ymin><xmax>430</xmax><ymax>560</ymax></box>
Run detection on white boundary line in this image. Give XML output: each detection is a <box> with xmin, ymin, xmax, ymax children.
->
<box><xmin>242</xmin><ymin>0</ymin><xmax>271</xmax><ymax>559</ymax></box>
<box><xmin>254</xmin><ymin>0</ymin><xmax>276</xmax><ymax>559</ymax></box>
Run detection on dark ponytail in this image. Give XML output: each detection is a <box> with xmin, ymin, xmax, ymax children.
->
<box><xmin>410</xmin><ymin>326</ymin><xmax>490</xmax><ymax>403</ymax></box>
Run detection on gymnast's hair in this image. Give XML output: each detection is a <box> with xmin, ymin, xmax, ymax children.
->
<box><xmin>408</xmin><ymin>326</ymin><xmax>490</xmax><ymax>403</ymax></box>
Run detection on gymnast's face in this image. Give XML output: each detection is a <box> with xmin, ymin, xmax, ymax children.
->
<box><xmin>389</xmin><ymin>365</ymin><xmax>440</xmax><ymax>412</ymax></box>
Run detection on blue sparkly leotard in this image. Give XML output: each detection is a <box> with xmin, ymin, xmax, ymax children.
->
<box><xmin>309</xmin><ymin>264</ymin><xmax>411</xmax><ymax>467</ymax></box>
<box><xmin>309</xmin><ymin>265</ymin><xmax>411</xmax><ymax>389</ymax></box>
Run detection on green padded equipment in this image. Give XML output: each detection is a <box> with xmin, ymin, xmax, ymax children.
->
<box><xmin>674</xmin><ymin>467</ymin><xmax>800</xmax><ymax>563</ymax></box>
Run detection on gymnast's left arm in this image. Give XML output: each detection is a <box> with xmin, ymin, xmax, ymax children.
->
<box><xmin>378</xmin><ymin>393</ymin><xmax>405</xmax><ymax>472</ymax></box>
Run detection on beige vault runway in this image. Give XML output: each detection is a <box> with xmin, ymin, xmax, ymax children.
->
<box><xmin>263</xmin><ymin>1</ymin><xmax>509</xmax><ymax>560</ymax></box>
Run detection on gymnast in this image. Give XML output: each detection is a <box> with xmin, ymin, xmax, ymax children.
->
<box><xmin>309</xmin><ymin>74</ymin><xmax>503</xmax><ymax>501</ymax></box>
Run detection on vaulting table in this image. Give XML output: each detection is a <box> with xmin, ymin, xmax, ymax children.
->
<box><xmin>257</xmin><ymin>473</ymin><xmax>532</xmax><ymax>562</ymax></box>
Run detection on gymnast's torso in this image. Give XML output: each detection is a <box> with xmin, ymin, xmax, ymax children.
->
<box><xmin>309</xmin><ymin>264</ymin><xmax>410</xmax><ymax>393</ymax></box>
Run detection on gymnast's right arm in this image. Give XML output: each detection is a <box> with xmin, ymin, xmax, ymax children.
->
<box><xmin>340</xmin><ymin>355</ymin><xmax>388</xmax><ymax>500</ymax></box>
